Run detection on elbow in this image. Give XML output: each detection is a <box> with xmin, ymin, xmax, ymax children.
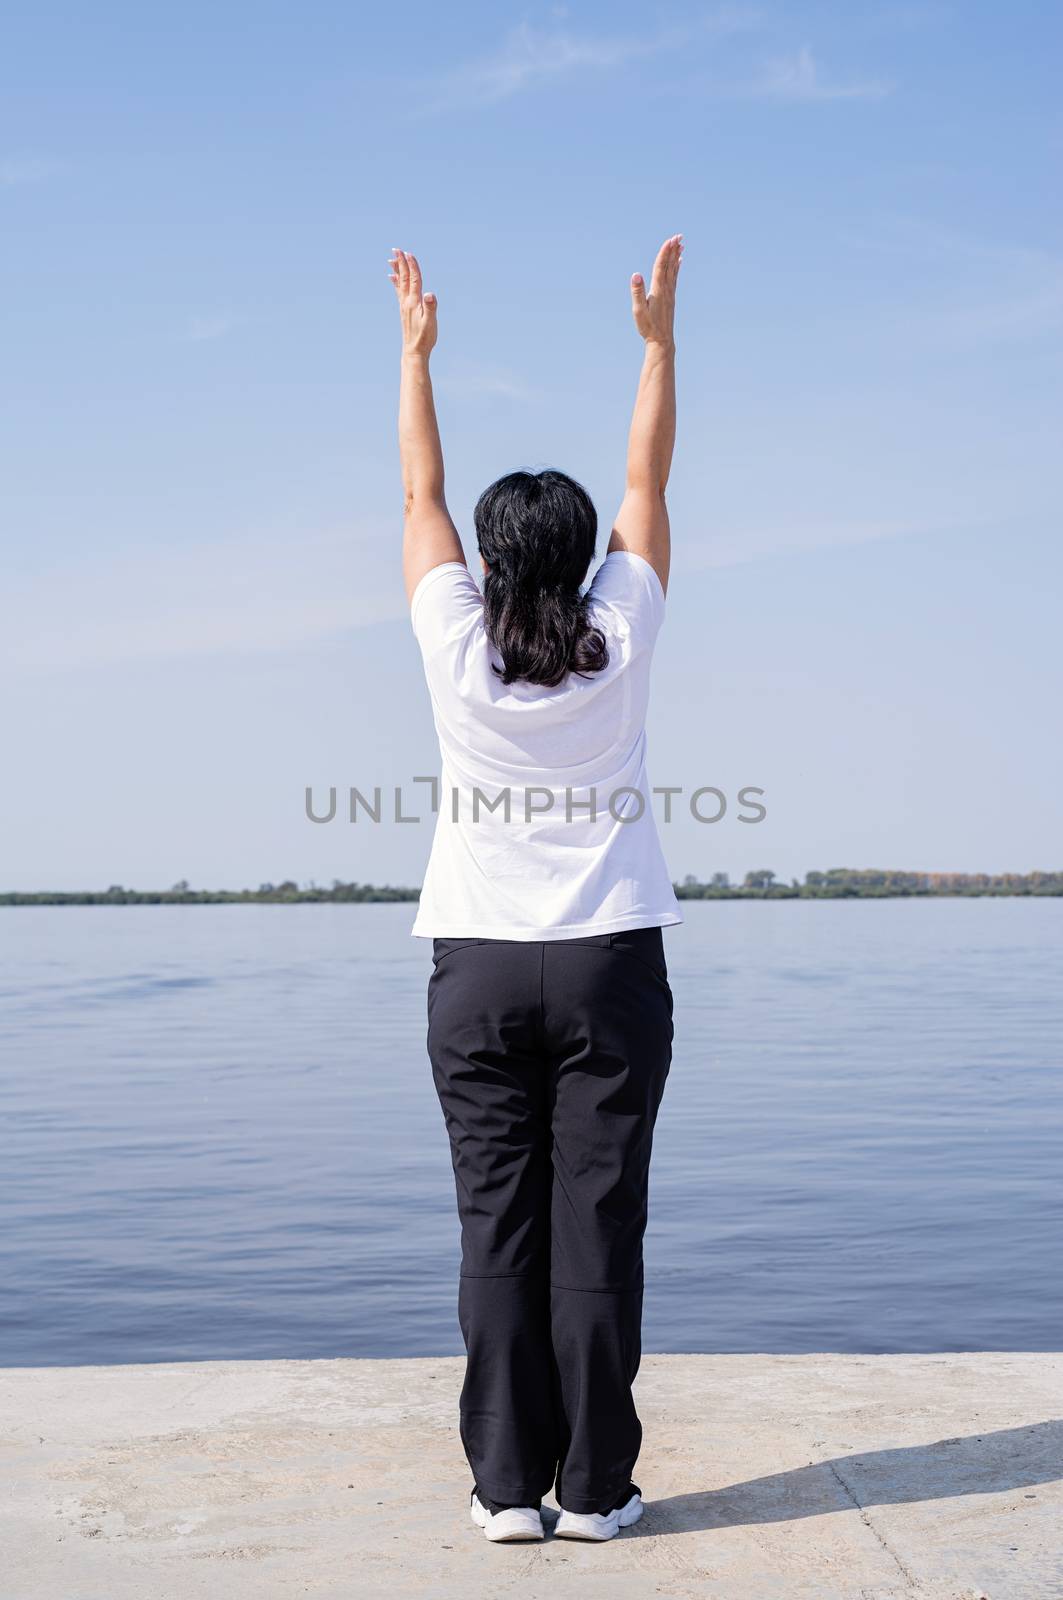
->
<box><xmin>403</xmin><ymin>485</ymin><xmax>446</xmax><ymax>519</ymax></box>
<box><xmin>625</xmin><ymin>478</ymin><xmax>669</xmax><ymax>502</ymax></box>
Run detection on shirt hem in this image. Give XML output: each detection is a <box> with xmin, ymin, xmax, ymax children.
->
<box><xmin>410</xmin><ymin>908</ymin><xmax>684</xmax><ymax>941</ymax></box>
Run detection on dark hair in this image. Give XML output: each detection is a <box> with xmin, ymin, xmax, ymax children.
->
<box><xmin>474</xmin><ymin>469</ymin><xmax>608</xmax><ymax>687</ymax></box>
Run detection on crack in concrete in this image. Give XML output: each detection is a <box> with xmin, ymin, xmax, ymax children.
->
<box><xmin>827</xmin><ymin>1459</ymin><xmax>920</xmax><ymax>1590</ymax></box>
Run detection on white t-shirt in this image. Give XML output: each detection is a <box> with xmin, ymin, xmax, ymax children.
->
<box><xmin>409</xmin><ymin>548</ymin><xmax>683</xmax><ymax>941</ymax></box>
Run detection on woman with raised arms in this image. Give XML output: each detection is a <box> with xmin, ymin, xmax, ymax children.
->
<box><xmin>390</xmin><ymin>234</ymin><xmax>684</xmax><ymax>1544</ymax></box>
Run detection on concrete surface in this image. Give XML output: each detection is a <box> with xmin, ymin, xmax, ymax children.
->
<box><xmin>2</xmin><ymin>1353</ymin><xmax>1061</xmax><ymax>1600</ymax></box>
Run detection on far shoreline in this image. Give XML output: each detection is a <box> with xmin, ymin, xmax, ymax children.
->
<box><xmin>3</xmin><ymin>870</ymin><xmax>1062</xmax><ymax>906</ymax></box>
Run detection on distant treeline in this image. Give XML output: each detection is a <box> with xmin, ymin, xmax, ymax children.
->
<box><xmin>0</xmin><ymin>881</ymin><xmax>420</xmax><ymax>906</ymax></box>
<box><xmin>676</xmin><ymin>869</ymin><xmax>1063</xmax><ymax>899</ymax></box>
<box><xmin>2</xmin><ymin>869</ymin><xmax>1062</xmax><ymax>906</ymax></box>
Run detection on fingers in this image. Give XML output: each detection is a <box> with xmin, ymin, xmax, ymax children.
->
<box><xmin>389</xmin><ymin>248</ymin><xmax>418</xmax><ymax>299</ymax></box>
<box><xmin>649</xmin><ymin>236</ymin><xmax>673</xmax><ymax>297</ymax></box>
<box><xmin>649</xmin><ymin>234</ymin><xmax>683</xmax><ymax>297</ymax></box>
<box><xmin>631</xmin><ymin>272</ymin><xmax>648</xmax><ymax>320</ymax></box>
<box><xmin>388</xmin><ymin>248</ymin><xmax>432</xmax><ymax>319</ymax></box>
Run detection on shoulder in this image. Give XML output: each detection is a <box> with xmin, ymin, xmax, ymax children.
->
<box><xmin>586</xmin><ymin>549</ymin><xmax>667</xmax><ymax>641</ymax></box>
<box><xmin>410</xmin><ymin>562</ymin><xmax>484</xmax><ymax>657</ymax></box>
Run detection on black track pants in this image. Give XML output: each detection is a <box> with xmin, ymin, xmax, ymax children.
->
<box><xmin>426</xmin><ymin>926</ymin><xmax>674</xmax><ymax>1515</ymax></box>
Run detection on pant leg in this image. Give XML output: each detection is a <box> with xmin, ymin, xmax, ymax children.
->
<box><xmin>426</xmin><ymin>938</ymin><xmax>558</xmax><ymax>1505</ymax></box>
<box><xmin>542</xmin><ymin>928</ymin><xmax>674</xmax><ymax>1514</ymax></box>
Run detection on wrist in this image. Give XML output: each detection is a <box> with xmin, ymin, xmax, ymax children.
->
<box><xmin>643</xmin><ymin>337</ymin><xmax>676</xmax><ymax>359</ymax></box>
<box><xmin>401</xmin><ymin>347</ymin><xmax>432</xmax><ymax>368</ymax></box>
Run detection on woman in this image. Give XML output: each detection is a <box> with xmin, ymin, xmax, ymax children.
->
<box><xmin>389</xmin><ymin>235</ymin><xmax>683</xmax><ymax>1544</ymax></box>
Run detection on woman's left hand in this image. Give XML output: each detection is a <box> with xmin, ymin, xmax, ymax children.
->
<box><xmin>389</xmin><ymin>248</ymin><xmax>438</xmax><ymax>357</ymax></box>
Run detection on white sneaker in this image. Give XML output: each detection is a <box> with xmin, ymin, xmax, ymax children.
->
<box><xmin>470</xmin><ymin>1491</ymin><xmax>544</xmax><ymax>1543</ymax></box>
<box><xmin>554</xmin><ymin>1488</ymin><xmax>644</xmax><ymax>1541</ymax></box>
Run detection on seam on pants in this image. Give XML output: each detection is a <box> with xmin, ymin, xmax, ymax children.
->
<box><xmin>537</xmin><ymin>942</ymin><xmax>546</xmax><ymax>1053</ymax></box>
<box><xmin>550</xmin><ymin>1280</ymin><xmax>643</xmax><ymax>1295</ymax></box>
<box><xmin>459</xmin><ymin>1270</ymin><xmax>547</xmax><ymax>1280</ymax></box>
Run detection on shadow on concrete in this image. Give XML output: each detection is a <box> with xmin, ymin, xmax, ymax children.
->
<box><xmin>631</xmin><ymin>1420</ymin><xmax>1063</xmax><ymax>1534</ymax></box>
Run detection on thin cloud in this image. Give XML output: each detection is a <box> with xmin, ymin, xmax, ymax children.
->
<box><xmin>679</xmin><ymin>513</ymin><xmax>992</xmax><ymax>572</ymax></box>
<box><xmin>845</xmin><ymin>217</ymin><xmax>1063</xmax><ymax>347</ymax></box>
<box><xmin>184</xmin><ymin>313</ymin><xmax>234</xmax><ymax>344</ymax></box>
<box><xmin>932</xmin><ymin>278</ymin><xmax>1063</xmax><ymax>345</ymax></box>
<box><xmin>424</xmin><ymin>9</ymin><xmax>760</xmax><ymax>113</ymax></box>
<box><xmin>437</xmin><ymin>365</ymin><xmax>537</xmax><ymax>402</ymax></box>
<box><xmin>4</xmin><ymin>528</ymin><xmax>404</xmax><ymax>669</ymax></box>
<box><xmin>748</xmin><ymin>46</ymin><xmax>891</xmax><ymax>102</ymax></box>
<box><xmin>0</xmin><ymin>156</ymin><xmax>64</xmax><ymax>187</ymax></box>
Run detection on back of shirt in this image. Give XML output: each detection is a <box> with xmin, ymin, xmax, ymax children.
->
<box><xmin>409</xmin><ymin>548</ymin><xmax>682</xmax><ymax>940</ymax></box>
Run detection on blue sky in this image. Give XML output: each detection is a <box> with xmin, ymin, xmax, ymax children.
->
<box><xmin>2</xmin><ymin>1</ymin><xmax>1061</xmax><ymax>889</ymax></box>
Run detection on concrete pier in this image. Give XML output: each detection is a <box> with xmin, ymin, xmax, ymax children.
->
<box><xmin>3</xmin><ymin>1352</ymin><xmax>1060</xmax><ymax>1598</ymax></box>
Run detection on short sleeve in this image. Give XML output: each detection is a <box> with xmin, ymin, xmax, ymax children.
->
<box><xmin>410</xmin><ymin>561</ymin><xmax>484</xmax><ymax>662</ymax></box>
<box><xmin>586</xmin><ymin>550</ymin><xmax>666</xmax><ymax>652</ymax></box>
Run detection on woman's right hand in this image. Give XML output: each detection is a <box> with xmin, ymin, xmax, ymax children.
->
<box><xmin>389</xmin><ymin>248</ymin><xmax>438</xmax><ymax>358</ymax></box>
<box><xmin>630</xmin><ymin>234</ymin><xmax>683</xmax><ymax>350</ymax></box>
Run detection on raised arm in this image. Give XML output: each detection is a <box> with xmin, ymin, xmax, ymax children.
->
<box><xmin>608</xmin><ymin>233</ymin><xmax>683</xmax><ymax>595</ymax></box>
<box><xmin>388</xmin><ymin>248</ymin><xmax>465</xmax><ymax>603</ymax></box>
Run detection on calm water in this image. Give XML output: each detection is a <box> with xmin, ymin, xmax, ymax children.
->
<box><xmin>1</xmin><ymin>900</ymin><xmax>1060</xmax><ymax>1366</ymax></box>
